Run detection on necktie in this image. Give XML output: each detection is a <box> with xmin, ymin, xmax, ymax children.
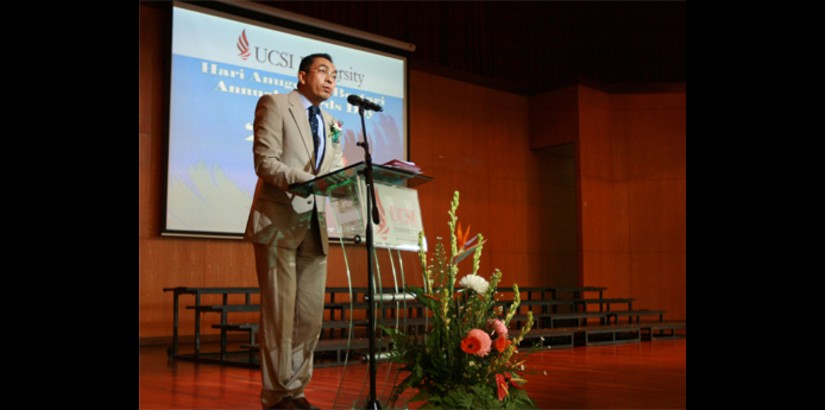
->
<box><xmin>308</xmin><ymin>105</ymin><xmax>322</xmax><ymax>168</ymax></box>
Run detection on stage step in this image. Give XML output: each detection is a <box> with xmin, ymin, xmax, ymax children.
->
<box><xmin>166</xmin><ymin>285</ymin><xmax>684</xmax><ymax>368</ymax></box>
<box><xmin>641</xmin><ymin>321</ymin><xmax>686</xmax><ymax>339</ymax></box>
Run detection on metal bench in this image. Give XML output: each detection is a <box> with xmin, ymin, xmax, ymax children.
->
<box><xmin>640</xmin><ymin>321</ymin><xmax>686</xmax><ymax>340</ymax></box>
<box><xmin>607</xmin><ymin>309</ymin><xmax>665</xmax><ymax>324</ymax></box>
<box><xmin>582</xmin><ymin>324</ymin><xmax>642</xmax><ymax>345</ymax></box>
<box><xmin>211</xmin><ymin>322</ymin><xmax>258</xmax><ymax>361</ymax></box>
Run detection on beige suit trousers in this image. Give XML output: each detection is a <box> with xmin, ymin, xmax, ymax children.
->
<box><xmin>253</xmin><ymin>210</ymin><xmax>328</xmax><ymax>407</ymax></box>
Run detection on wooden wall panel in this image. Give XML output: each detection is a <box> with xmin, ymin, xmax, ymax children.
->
<box><xmin>576</xmin><ymin>86</ymin><xmax>686</xmax><ymax>321</ymax></box>
<box><xmin>138</xmin><ymin>1</ymin><xmax>167</xmax><ymax>243</ymax></box>
<box><xmin>140</xmin><ymin>238</ymin><xmax>202</xmax><ymax>337</ymax></box>
<box><xmin>527</xmin><ymin>144</ymin><xmax>579</xmax><ymax>288</ymax></box>
<box><xmin>139</xmin><ymin>3</ymin><xmax>684</xmax><ymax>340</ymax></box>
<box><xmin>487</xmin><ymin>177</ymin><xmax>530</xmax><ymax>254</ymax></box>
<box><xmin>622</xmin><ymin>93</ymin><xmax>686</xmax><ymax>181</ymax></box>
<box><xmin>581</xmin><ymin>250</ymin><xmax>633</xmax><ymax>298</ymax></box>
<box><xmin>200</xmin><ymin>240</ymin><xmax>257</xmax><ymax>286</ymax></box>
<box><xmin>579</xmin><ymin>178</ymin><xmax>630</xmax><ymax>253</ymax></box>
<box><xmin>412</xmin><ymin>72</ymin><xmax>492</xmax><ymax>175</ymax></box>
<box><xmin>578</xmin><ymin>86</ymin><xmax>628</xmax><ymax>181</ymax></box>
<box><xmin>138</xmin><ymin>132</ymin><xmax>155</xmax><ymax>239</ymax></box>
<box><xmin>624</xmin><ymin>92</ymin><xmax>685</xmax><ymax>320</ymax></box>
<box><xmin>628</xmin><ymin>179</ymin><xmax>686</xmax><ymax>253</ymax></box>
<box><xmin>538</xmin><ymin>252</ymin><xmax>579</xmax><ymax>288</ymax></box>
<box><xmin>535</xmin><ymin>183</ymin><xmax>579</xmax><ymax>255</ymax></box>
<box><xmin>486</xmin><ymin>251</ymin><xmax>531</xmax><ymax>289</ymax></box>
<box><xmin>486</xmin><ymin>88</ymin><xmax>533</xmax><ymax>182</ymax></box>
<box><xmin>528</xmin><ymin>86</ymin><xmax>579</xmax><ymax>149</ymax></box>
<box><xmin>139</xmin><ymin>9</ymin><xmax>552</xmax><ymax>339</ymax></box>
<box><xmin>138</xmin><ymin>3</ymin><xmax>166</xmax><ymax>136</ymax></box>
<box><xmin>631</xmin><ymin>251</ymin><xmax>686</xmax><ymax>320</ymax></box>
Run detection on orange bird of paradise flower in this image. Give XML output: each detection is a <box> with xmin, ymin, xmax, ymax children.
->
<box><xmin>456</xmin><ymin>222</ymin><xmax>472</xmax><ymax>252</ymax></box>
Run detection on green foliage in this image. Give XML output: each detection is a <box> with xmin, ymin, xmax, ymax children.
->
<box><xmin>383</xmin><ymin>191</ymin><xmax>537</xmax><ymax>409</ymax></box>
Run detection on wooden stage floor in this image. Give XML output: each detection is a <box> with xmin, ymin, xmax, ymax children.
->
<box><xmin>139</xmin><ymin>338</ymin><xmax>686</xmax><ymax>409</ymax></box>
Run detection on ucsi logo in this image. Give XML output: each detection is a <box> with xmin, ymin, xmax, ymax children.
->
<box><xmin>235</xmin><ymin>29</ymin><xmax>297</xmax><ymax>69</ymax></box>
<box><xmin>375</xmin><ymin>193</ymin><xmax>390</xmax><ymax>240</ymax></box>
<box><xmin>237</xmin><ymin>29</ymin><xmax>250</xmax><ymax>60</ymax></box>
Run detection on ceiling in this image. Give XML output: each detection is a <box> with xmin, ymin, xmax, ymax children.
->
<box><xmin>253</xmin><ymin>1</ymin><xmax>686</xmax><ymax>96</ymax></box>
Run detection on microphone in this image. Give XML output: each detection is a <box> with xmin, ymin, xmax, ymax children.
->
<box><xmin>347</xmin><ymin>95</ymin><xmax>383</xmax><ymax>112</ymax></box>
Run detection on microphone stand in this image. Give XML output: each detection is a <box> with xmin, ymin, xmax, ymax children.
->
<box><xmin>356</xmin><ymin>104</ymin><xmax>382</xmax><ymax>410</ymax></box>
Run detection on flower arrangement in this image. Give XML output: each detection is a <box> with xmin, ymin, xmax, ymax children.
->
<box><xmin>384</xmin><ymin>191</ymin><xmax>536</xmax><ymax>409</ymax></box>
<box><xmin>330</xmin><ymin>119</ymin><xmax>343</xmax><ymax>143</ymax></box>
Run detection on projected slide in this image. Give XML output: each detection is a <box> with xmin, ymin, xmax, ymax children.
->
<box><xmin>165</xmin><ymin>4</ymin><xmax>407</xmax><ymax>237</ymax></box>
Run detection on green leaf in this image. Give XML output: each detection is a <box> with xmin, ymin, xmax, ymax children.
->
<box><xmin>452</xmin><ymin>239</ymin><xmax>486</xmax><ymax>265</ymax></box>
<box><xmin>392</xmin><ymin>190</ymin><xmax>536</xmax><ymax>409</ymax></box>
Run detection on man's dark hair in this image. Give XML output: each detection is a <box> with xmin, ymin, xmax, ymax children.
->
<box><xmin>299</xmin><ymin>53</ymin><xmax>333</xmax><ymax>74</ymax></box>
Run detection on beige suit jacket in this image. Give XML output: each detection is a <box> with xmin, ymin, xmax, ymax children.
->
<box><xmin>244</xmin><ymin>90</ymin><xmax>344</xmax><ymax>254</ymax></box>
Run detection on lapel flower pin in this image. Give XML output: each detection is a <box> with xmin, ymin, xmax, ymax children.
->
<box><xmin>330</xmin><ymin>120</ymin><xmax>343</xmax><ymax>144</ymax></box>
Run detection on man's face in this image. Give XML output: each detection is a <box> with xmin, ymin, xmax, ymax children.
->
<box><xmin>298</xmin><ymin>57</ymin><xmax>336</xmax><ymax>105</ymax></box>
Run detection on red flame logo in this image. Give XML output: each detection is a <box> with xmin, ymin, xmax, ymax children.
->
<box><xmin>374</xmin><ymin>193</ymin><xmax>390</xmax><ymax>240</ymax></box>
<box><xmin>237</xmin><ymin>29</ymin><xmax>250</xmax><ymax>60</ymax></box>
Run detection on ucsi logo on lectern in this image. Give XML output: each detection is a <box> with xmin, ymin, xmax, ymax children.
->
<box><xmin>236</xmin><ymin>29</ymin><xmax>298</xmax><ymax>69</ymax></box>
<box><xmin>374</xmin><ymin>193</ymin><xmax>390</xmax><ymax>240</ymax></box>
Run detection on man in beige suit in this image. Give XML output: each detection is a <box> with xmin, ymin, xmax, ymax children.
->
<box><xmin>245</xmin><ymin>53</ymin><xmax>344</xmax><ymax>410</ymax></box>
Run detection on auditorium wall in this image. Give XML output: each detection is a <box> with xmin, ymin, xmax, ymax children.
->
<box><xmin>139</xmin><ymin>3</ymin><xmax>684</xmax><ymax>342</ymax></box>
<box><xmin>530</xmin><ymin>85</ymin><xmax>686</xmax><ymax>321</ymax></box>
<box><xmin>139</xmin><ymin>3</ymin><xmax>577</xmax><ymax>341</ymax></box>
